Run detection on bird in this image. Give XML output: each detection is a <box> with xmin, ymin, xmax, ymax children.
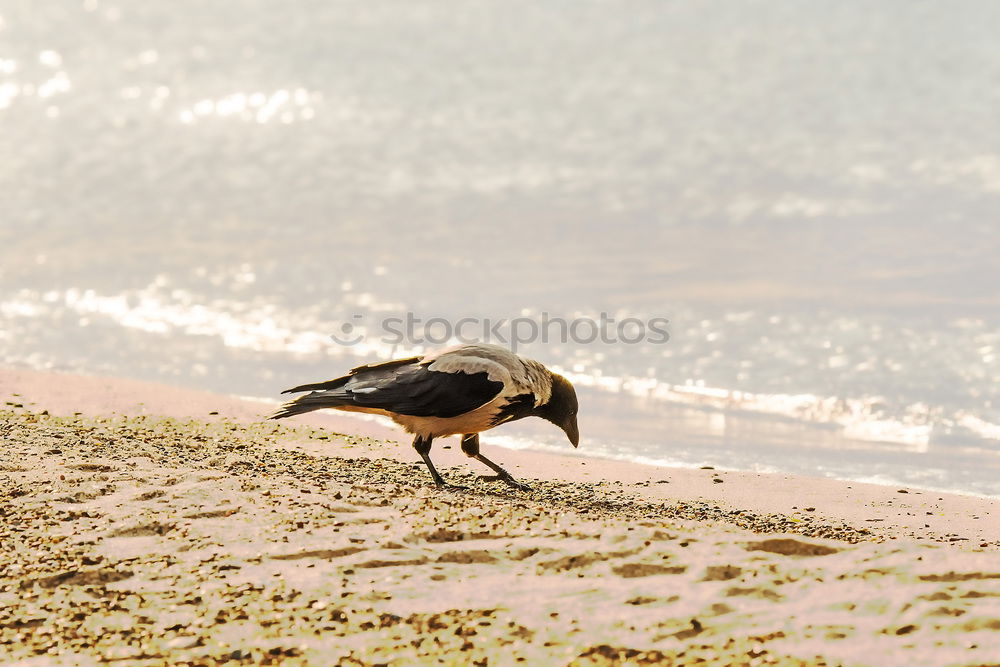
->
<box><xmin>269</xmin><ymin>343</ymin><xmax>579</xmax><ymax>490</ymax></box>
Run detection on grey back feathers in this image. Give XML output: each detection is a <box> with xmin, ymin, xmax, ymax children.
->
<box><xmin>423</xmin><ymin>344</ymin><xmax>553</xmax><ymax>404</ymax></box>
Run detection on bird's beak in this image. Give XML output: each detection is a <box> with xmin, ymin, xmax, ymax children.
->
<box><xmin>563</xmin><ymin>417</ymin><xmax>579</xmax><ymax>448</ymax></box>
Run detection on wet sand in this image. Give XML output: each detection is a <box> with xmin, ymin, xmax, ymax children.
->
<box><xmin>1</xmin><ymin>367</ymin><xmax>998</xmax><ymax>665</ymax></box>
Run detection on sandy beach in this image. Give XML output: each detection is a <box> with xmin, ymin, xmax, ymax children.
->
<box><xmin>1</xmin><ymin>367</ymin><xmax>998</xmax><ymax>665</ymax></box>
<box><xmin>8</xmin><ymin>3</ymin><xmax>1000</xmax><ymax>665</ymax></box>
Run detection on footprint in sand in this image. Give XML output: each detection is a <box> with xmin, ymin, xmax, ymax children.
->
<box><xmin>271</xmin><ymin>546</ymin><xmax>364</xmax><ymax>561</ymax></box>
<box><xmin>182</xmin><ymin>507</ymin><xmax>241</xmax><ymax>519</ymax></box>
<box><xmin>107</xmin><ymin>521</ymin><xmax>175</xmax><ymax>538</ymax></box>
<box><xmin>702</xmin><ymin>565</ymin><xmax>742</xmax><ymax>581</ymax></box>
<box><xmin>32</xmin><ymin>568</ymin><xmax>133</xmax><ymax>589</ymax></box>
<box><xmin>436</xmin><ymin>549</ymin><xmax>498</xmax><ymax>564</ymax></box>
<box><xmin>745</xmin><ymin>538</ymin><xmax>840</xmax><ymax>556</ymax></box>
<box><xmin>612</xmin><ymin>562</ymin><xmax>687</xmax><ymax>578</ymax></box>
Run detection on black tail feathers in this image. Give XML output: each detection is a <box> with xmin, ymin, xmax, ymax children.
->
<box><xmin>280</xmin><ymin>376</ymin><xmax>351</xmax><ymax>395</ymax></box>
<box><xmin>268</xmin><ymin>392</ymin><xmax>349</xmax><ymax>420</ymax></box>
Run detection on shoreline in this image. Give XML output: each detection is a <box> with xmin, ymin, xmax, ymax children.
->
<box><xmin>244</xmin><ymin>396</ymin><xmax>1000</xmax><ymax>503</ymax></box>
<box><xmin>2</xmin><ymin>365</ymin><xmax>999</xmax><ymax>664</ymax></box>
<box><xmin>1</xmin><ymin>366</ymin><xmax>996</xmax><ymax>549</ymax></box>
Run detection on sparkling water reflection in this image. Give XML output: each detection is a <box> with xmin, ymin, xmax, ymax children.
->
<box><xmin>1</xmin><ymin>0</ymin><xmax>998</xmax><ymax>495</ymax></box>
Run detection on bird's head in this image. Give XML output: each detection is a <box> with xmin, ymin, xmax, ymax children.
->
<box><xmin>536</xmin><ymin>373</ymin><xmax>579</xmax><ymax>447</ymax></box>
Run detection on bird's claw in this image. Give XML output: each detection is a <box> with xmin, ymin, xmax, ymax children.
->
<box><xmin>477</xmin><ymin>474</ymin><xmax>531</xmax><ymax>492</ymax></box>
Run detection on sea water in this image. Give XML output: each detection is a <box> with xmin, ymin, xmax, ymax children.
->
<box><xmin>1</xmin><ymin>1</ymin><xmax>998</xmax><ymax>495</ymax></box>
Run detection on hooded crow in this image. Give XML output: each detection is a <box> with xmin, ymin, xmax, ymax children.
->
<box><xmin>269</xmin><ymin>343</ymin><xmax>579</xmax><ymax>490</ymax></box>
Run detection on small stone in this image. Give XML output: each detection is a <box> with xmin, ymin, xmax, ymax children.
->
<box><xmin>165</xmin><ymin>636</ymin><xmax>200</xmax><ymax>649</ymax></box>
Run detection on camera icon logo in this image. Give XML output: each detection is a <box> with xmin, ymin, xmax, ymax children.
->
<box><xmin>329</xmin><ymin>315</ymin><xmax>364</xmax><ymax>346</ymax></box>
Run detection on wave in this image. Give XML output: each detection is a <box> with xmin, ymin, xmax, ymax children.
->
<box><xmin>3</xmin><ymin>278</ymin><xmax>999</xmax><ymax>454</ymax></box>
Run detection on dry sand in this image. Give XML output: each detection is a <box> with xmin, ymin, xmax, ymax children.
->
<box><xmin>1</xmin><ymin>367</ymin><xmax>998</xmax><ymax>666</ymax></box>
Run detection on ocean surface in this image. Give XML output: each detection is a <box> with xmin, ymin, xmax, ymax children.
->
<box><xmin>2</xmin><ymin>1</ymin><xmax>999</xmax><ymax>496</ymax></box>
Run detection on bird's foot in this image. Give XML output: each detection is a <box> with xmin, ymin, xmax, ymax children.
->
<box><xmin>434</xmin><ymin>482</ymin><xmax>468</xmax><ymax>491</ymax></box>
<box><xmin>477</xmin><ymin>474</ymin><xmax>531</xmax><ymax>492</ymax></box>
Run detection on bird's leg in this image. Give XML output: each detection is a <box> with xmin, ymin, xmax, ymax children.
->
<box><xmin>460</xmin><ymin>434</ymin><xmax>530</xmax><ymax>491</ymax></box>
<box><xmin>413</xmin><ymin>435</ymin><xmax>464</xmax><ymax>489</ymax></box>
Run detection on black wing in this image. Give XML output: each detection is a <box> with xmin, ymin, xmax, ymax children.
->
<box><xmin>343</xmin><ymin>364</ymin><xmax>504</xmax><ymax>418</ymax></box>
